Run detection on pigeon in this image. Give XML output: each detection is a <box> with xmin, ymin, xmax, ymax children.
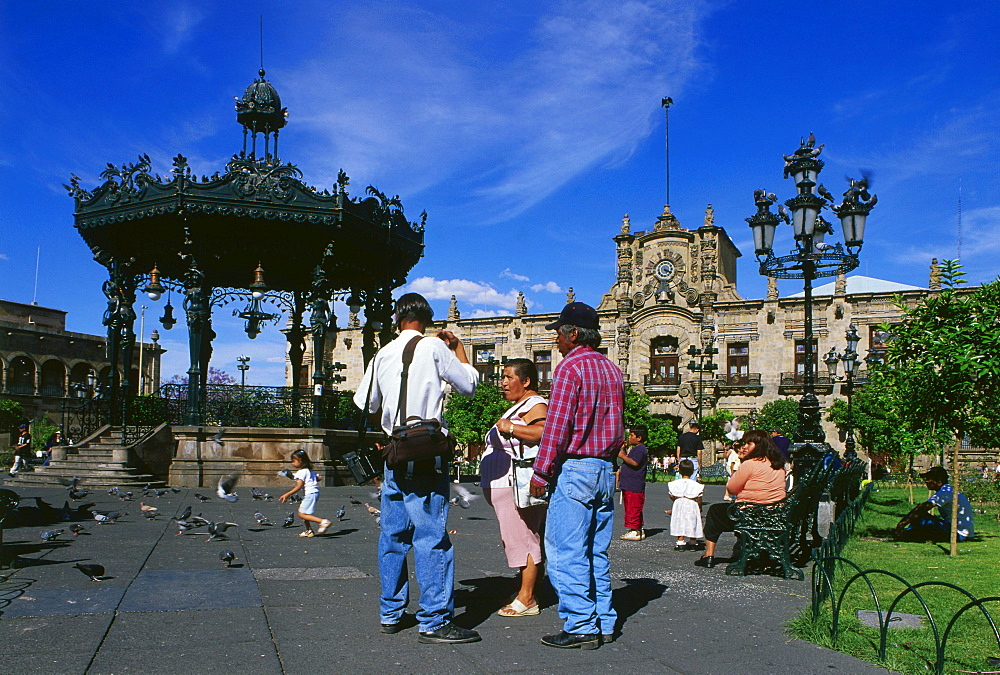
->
<box><xmin>142</xmin><ymin>510</ymin><xmax>159</xmax><ymax>520</ymax></box>
<box><xmin>336</xmin><ymin>505</ymin><xmax>346</xmax><ymax>521</ymax></box>
<box><xmin>817</xmin><ymin>183</ymin><xmax>835</xmax><ymax>202</ymax></box>
<box><xmin>724</xmin><ymin>419</ymin><xmax>743</xmax><ymax>442</ymax></box>
<box><xmin>153</xmin><ymin>489</ymin><xmax>169</xmax><ymax>498</ymax></box>
<box><xmin>814</xmin><ymin>242</ymin><xmax>837</xmax><ymax>252</ymax></box>
<box><xmin>254</xmin><ymin>512</ymin><xmax>273</xmax><ymax>526</ymax></box>
<box><xmin>70</xmin><ymin>524</ymin><xmax>87</xmax><ymax>535</ymax></box>
<box><xmin>368</xmin><ymin>489</ymin><xmax>382</xmax><ymax>501</ymax></box>
<box><xmin>144</xmin><ymin>483</ymin><xmax>153</xmax><ymax>491</ymax></box>
<box><xmin>250</xmin><ymin>487</ymin><xmax>264</xmax><ymax>501</ymax></box>
<box><xmin>281</xmin><ymin>512</ymin><xmax>296</xmax><ymax>528</ymax></box>
<box><xmin>195</xmin><ymin>493</ymin><xmax>211</xmax><ymax>503</ymax></box>
<box><xmin>217</xmin><ymin>472</ymin><xmax>239</xmax><ymax>503</ymax></box>
<box><xmin>277</xmin><ymin>469</ymin><xmax>294</xmax><ymax>480</ymax></box>
<box><xmin>74</xmin><ymin>563</ymin><xmax>105</xmax><ymax>582</ymax></box>
<box><xmin>212</xmin><ymin>428</ymin><xmax>224</xmax><ymax>445</ymax></box>
<box><xmin>107</xmin><ymin>487</ymin><xmax>120</xmax><ymax>496</ymax></box>
<box><xmin>69</xmin><ymin>489</ymin><xmax>89</xmax><ymax>501</ymax></box>
<box><xmin>206</xmin><ymin>521</ymin><xmax>238</xmax><ymax>541</ymax></box>
<box><xmin>188</xmin><ymin>515</ymin><xmax>210</xmax><ymax>527</ymax></box>
<box><xmin>120</xmin><ymin>491</ymin><xmax>134</xmax><ymax>502</ymax></box>
<box><xmin>95</xmin><ymin>509</ymin><xmax>124</xmax><ymax>520</ymax></box>
<box><xmin>59</xmin><ymin>476</ymin><xmax>82</xmax><ymax>491</ymax></box>
<box><xmin>364</xmin><ymin>503</ymin><xmax>381</xmax><ymax>516</ymax></box>
<box><xmin>219</xmin><ymin>550</ymin><xmax>237</xmax><ymax>567</ymax></box>
<box><xmin>261</xmin><ymin>493</ymin><xmax>274</xmax><ymax>502</ymax></box>
<box><xmin>175</xmin><ymin>518</ymin><xmax>206</xmax><ymax>535</ymax></box>
<box><xmin>177</xmin><ymin>505</ymin><xmax>192</xmax><ymax>522</ymax></box>
<box><xmin>348</xmin><ymin>496</ymin><xmax>362</xmax><ymax>505</ymax></box>
<box><xmin>170</xmin><ymin>487</ymin><xmax>182</xmax><ymax>493</ymax></box>
<box><xmin>449</xmin><ymin>484</ymin><xmax>479</xmax><ymax>509</ymax></box>
<box><xmin>139</xmin><ymin>502</ymin><xmax>158</xmax><ymax>512</ymax></box>
<box><xmin>40</xmin><ymin>529</ymin><xmax>65</xmax><ymax>541</ymax></box>
<box><xmin>93</xmin><ymin>513</ymin><xmax>116</xmax><ymax>524</ymax></box>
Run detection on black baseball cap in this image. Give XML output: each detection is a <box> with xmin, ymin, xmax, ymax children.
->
<box><xmin>920</xmin><ymin>466</ymin><xmax>949</xmax><ymax>483</ymax></box>
<box><xmin>545</xmin><ymin>302</ymin><xmax>600</xmax><ymax>330</ymax></box>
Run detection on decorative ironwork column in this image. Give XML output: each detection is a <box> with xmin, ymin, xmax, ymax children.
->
<box><xmin>181</xmin><ymin>249</ymin><xmax>212</xmax><ymax>426</ymax></box>
<box><xmin>309</xmin><ymin>295</ymin><xmax>331</xmax><ymax>428</ymax></box>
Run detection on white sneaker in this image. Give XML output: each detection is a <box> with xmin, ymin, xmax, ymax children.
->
<box><xmin>620</xmin><ymin>530</ymin><xmax>645</xmax><ymax>541</ymax></box>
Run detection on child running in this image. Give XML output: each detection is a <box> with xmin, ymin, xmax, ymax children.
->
<box><xmin>667</xmin><ymin>459</ymin><xmax>704</xmax><ymax>550</ymax></box>
<box><xmin>278</xmin><ymin>449</ymin><xmax>332</xmax><ymax>538</ymax></box>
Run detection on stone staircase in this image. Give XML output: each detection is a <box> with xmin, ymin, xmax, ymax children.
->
<box><xmin>11</xmin><ymin>426</ymin><xmax>165</xmax><ymax>489</ymax></box>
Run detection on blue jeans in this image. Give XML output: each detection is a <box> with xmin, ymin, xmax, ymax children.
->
<box><xmin>544</xmin><ymin>458</ymin><xmax>617</xmax><ymax>635</ymax></box>
<box><xmin>378</xmin><ymin>466</ymin><xmax>454</xmax><ymax>631</ymax></box>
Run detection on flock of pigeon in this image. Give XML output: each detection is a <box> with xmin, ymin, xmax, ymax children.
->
<box><xmin>17</xmin><ymin>473</ymin><xmax>482</xmax><ymax>583</ymax></box>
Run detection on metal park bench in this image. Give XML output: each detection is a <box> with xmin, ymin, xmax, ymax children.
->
<box><xmin>724</xmin><ymin>459</ymin><xmax>840</xmax><ymax>580</ymax></box>
<box><xmin>699</xmin><ymin>461</ymin><xmax>730</xmax><ymax>481</ymax></box>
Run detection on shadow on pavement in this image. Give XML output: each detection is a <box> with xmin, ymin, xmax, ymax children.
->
<box><xmin>612</xmin><ymin>577</ymin><xmax>667</xmax><ymax>634</ymax></box>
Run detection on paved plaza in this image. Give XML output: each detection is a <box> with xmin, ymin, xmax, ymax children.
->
<box><xmin>0</xmin><ymin>480</ymin><xmax>885</xmax><ymax>674</ymax></box>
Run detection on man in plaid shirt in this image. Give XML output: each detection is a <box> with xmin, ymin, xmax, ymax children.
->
<box><xmin>530</xmin><ymin>302</ymin><xmax>624</xmax><ymax>650</ymax></box>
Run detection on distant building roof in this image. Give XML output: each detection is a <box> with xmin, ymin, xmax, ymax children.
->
<box><xmin>787</xmin><ymin>275</ymin><xmax>924</xmax><ymax>298</ymax></box>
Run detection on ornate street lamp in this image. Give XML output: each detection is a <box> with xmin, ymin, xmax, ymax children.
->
<box><xmin>687</xmin><ymin>343</ymin><xmax>718</xmax><ymax>423</ymax></box>
<box><xmin>237</xmin><ymin>355</ymin><xmax>250</xmax><ymax>390</ymax></box>
<box><xmin>826</xmin><ymin>325</ymin><xmax>861</xmax><ymax>460</ymax></box>
<box><xmin>747</xmin><ymin>136</ymin><xmax>876</xmax><ymax>470</ymax></box>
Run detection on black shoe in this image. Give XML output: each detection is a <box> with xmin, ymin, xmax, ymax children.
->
<box><xmin>694</xmin><ymin>555</ymin><xmax>715</xmax><ymax>568</ymax></box>
<box><xmin>381</xmin><ymin>612</ymin><xmax>414</xmax><ymax>634</ymax></box>
<box><xmin>418</xmin><ymin>622</ymin><xmax>481</xmax><ymax>644</ymax></box>
<box><xmin>685</xmin><ymin>542</ymin><xmax>702</xmax><ymax>551</ymax></box>
<box><xmin>541</xmin><ymin>630</ymin><xmax>601</xmax><ymax>650</ymax></box>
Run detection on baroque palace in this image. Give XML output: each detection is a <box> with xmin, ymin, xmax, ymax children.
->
<box><xmin>306</xmin><ymin>204</ymin><xmax>936</xmax><ymax>451</ymax></box>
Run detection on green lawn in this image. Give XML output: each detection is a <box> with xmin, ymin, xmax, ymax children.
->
<box><xmin>790</xmin><ymin>484</ymin><xmax>1000</xmax><ymax>674</ymax></box>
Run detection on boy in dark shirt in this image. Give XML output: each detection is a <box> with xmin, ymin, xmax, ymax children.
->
<box><xmin>676</xmin><ymin>422</ymin><xmax>703</xmax><ymax>481</ymax></box>
<box><xmin>618</xmin><ymin>425</ymin><xmax>648</xmax><ymax>541</ymax></box>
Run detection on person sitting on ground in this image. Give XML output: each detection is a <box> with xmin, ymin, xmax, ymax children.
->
<box><xmin>694</xmin><ymin>429</ymin><xmax>786</xmax><ymax>569</ymax></box>
<box><xmin>895</xmin><ymin>466</ymin><xmax>975</xmax><ymax>542</ymax></box>
<box><xmin>667</xmin><ymin>459</ymin><xmax>704</xmax><ymax>550</ymax></box>
<box><xmin>481</xmin><ymin>358</ymin><xmax>547</xmax><ymax>618</ymax></box>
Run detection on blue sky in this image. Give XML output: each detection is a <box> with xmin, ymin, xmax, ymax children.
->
<box><xmin>2</xmin><ymin>1</ymin><xmax>998</xmax><ymax>386</ymax></box>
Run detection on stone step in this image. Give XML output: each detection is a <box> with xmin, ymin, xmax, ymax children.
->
<box><xmin>10</xmin><ymin>470</ymin><xmax>163</xmax><ymax>489</ymax></box>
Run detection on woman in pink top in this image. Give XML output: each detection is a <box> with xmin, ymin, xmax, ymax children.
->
<box><xmin>694</xmin><ymin>429</ymin><xmax>787</xmax><ymax>568</ymax></box>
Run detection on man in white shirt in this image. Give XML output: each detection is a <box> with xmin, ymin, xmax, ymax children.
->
<box><xmin>354</xmin><ymin>293</ymin><xmax>481</xmax><ymax>644</ymax></box>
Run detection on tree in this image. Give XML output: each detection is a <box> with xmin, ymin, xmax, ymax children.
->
<box><xmin>0</xmin><ymin>398</ymin><xmax>25</xmax><ymax>436</ymax></box>
<box><xmin>623</xmin><ymin>385</ymin><xmax>677</xmax><ymax>454</ymax></box>
<box><xmin>883</xmin><ymin>260</ymin><xmax>1000</xmax><ymax>555</ymax></box>
<box><xmin>443</xmin><ymin>382</ymin><xmax>509</xmax><ymax>452</ymax></box>
<box><xmin>698</xmin><ymin>408</ymin><xmax>736</xmax><ymax>445</ymax></box>
<box><xmin>756</xmin><ymin>398</ymin><xmax>800</xmax><ymax>438</ymax></box>
<box><xmin>166</xmin><ymin>368</ymin><xmax>238</xmax><ymax>386</ymax></box>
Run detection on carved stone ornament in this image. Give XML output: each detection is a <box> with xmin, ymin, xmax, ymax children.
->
<box><xmin>566</xmin><ymin>287</ymin><xmax>575</xmax><ymax>304</ymax></box>
<box><xmin>621</xmin><ymin>213</ymin><xmax>631</xmax><ymax>235</ymax></box>
<box><xmin>835</xmin><ymin>274</ymin><xmax>847</xmax><ymax>296</ymax></box>
<box><xmin>703</xmin><ymin>203</ymin><xmax>715</xmax><ymax>227</ymax></box>
<box><xmin>767</xmin><ymin>277</ymin><xmax>779</xmax><ymax>300</ymax></box>
<box><xmin>654</xmin><ymin>204</ymin><xmax>682</xmax><ymax>231</ymax></box>
<box><xmin>515</xmin><ymin>291</ymin><xmax>527</xmax><ymax>316</ymax></box>
<box><xmin>448</xmin><ymin>295</ymin><xmax>460</xmax><ymax>321</ymax></box>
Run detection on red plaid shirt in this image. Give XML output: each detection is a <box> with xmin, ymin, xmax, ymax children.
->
<box><xmin>531</xmin><ymin>344</ymin><xmax>624</xmax><ymax>487</ymax></box>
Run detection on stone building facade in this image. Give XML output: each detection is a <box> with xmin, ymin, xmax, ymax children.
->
<box><xmin>301</xmin><ymin>206</ymin><xmax>934</xmax><ymax>453</ymax></box>
<box><xmin>0</xmin><ymin>299</ymin><xmax>163</xmax><ymax>431</ymax></box>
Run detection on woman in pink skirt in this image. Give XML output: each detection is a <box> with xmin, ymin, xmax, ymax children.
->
<box><xmin>481</xmin><ymin>358</ymin><xmax>547</xmax><ymax>617</ymax></box>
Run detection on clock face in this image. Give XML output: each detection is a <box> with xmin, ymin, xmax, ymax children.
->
<box><xmin>655</xmin><ymin>260</ymin><xmax>675</xmax><ymax>281</ymax></box>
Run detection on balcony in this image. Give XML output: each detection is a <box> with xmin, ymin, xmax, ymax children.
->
<box><xmin>715</xmin><ymin>373</ymin><xmax>763</xmax><ymax>395</ymax></box>
<box><xmin>779</xmin><ymin>372</ymin><xmax>834</xmax><ymax>395</ymax></box>
<box><xmin>643</xmin><ymin>372</ymin><xmax>680</xmax><ymax>394</ymax></box>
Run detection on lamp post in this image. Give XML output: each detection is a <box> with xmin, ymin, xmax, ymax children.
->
<box><xmin>686</xmin><ymin>343</ymin><xmax>718</xmax><ymax>423</ymax></box>
<box><xmin>825</xmin><ymin>325</ymin><xmax>861</xmax><ymax>460</ymax></box>
<box><xmin>746</xmin><ymin>137</ymin><xmax>876</xmax><ymax>470</ymax></box>
<box><xmin>237</xmin><ymin>355</ymin><xmax>250</xmax><ymax>390</ymax></box>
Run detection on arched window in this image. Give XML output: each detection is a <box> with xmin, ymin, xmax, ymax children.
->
<box><xmin>69</xmin><ymin>363</ymin><xmax>96</xmax><ymax>398</ymax></box>
<box><xmin>40</xmin><ymin>360</ymin><xmax>67</xmax><ymax>397</ymax></box>
<box><xmin>7</xmin><ymin>357</ymin><xmax>36</xmax><ymax>395</ymax></box>
<box><xmin>649</xmin><ymin>336</ymin><xmax>679</xmax><ymax>385</ymax></box>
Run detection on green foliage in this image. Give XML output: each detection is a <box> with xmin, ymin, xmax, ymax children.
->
<box><xmin>0</xmin><ymin>398</ymin><xmax>25</xmax><ymax>436</ymax></box>
<box><xmin>623</xmin><ymin>385</ymin><xmax>677</xmax><ymax>452</ymax></box>
<box><xmin>697</xmin><ymin>408</ymin><xmax>736</xmax><ymax>444</ymax></box>
<box><xmin>756</xmin><ymin>398</ymin><xmax>799</xmax><ymax>437</ymax></box>
<box><xmin>30</xmin><ymin>415</ymin><xmax>60</xmax><ymax>452</ymax></box>
<box><xmin>444</xmin><ymin>382</ymin><xmax>509</xmax><ymax>448</ymax></box>
<box><xmin>885</xmin><ymin>264</ymin><xmax>1000</xmax><ymax>447</ymax></box>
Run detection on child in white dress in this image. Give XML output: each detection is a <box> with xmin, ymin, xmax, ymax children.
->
<box><xmin>667</xmin><ymin>459</ymin><xmax>704</xmax><ymax>551</ymax></box>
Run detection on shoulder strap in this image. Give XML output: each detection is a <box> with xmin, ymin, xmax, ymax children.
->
<box><xmin>397</xmin><ymin>335</ymin><xmax>424</xmax><ymax>424</ymax></box>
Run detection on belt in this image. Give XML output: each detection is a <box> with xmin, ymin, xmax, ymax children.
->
<box><xmin>563</xmin><ymin>454</ymin><xmax>613</xmax><ymax>462</ymax></box>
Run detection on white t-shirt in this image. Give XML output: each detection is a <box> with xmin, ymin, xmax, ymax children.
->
<box><xmin>668</xmin><ymin>477</ymin><xmax>705</xmax><ymax>500</ymax></box>
<box><xmin>294</xmin><ymin>467</ymin><xmax>320</xmax><ymax>495</ymax></box>
<box><xmin>354</xmin><ymin>329</ymin><xmax>479</xmax><ymax>436</ymax></box>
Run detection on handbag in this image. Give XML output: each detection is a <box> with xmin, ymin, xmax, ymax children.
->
<box><xmin>504</xmin><ymin>399</ymin><xmax>548</xmax><ymax>509</ymax></box>
<box><xmin>382</xmin><ymin>336</ymin><xmax>456</xmax><ymax>470</ymax></box>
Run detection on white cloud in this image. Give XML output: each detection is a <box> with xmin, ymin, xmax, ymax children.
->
<box><xmin>530</xmin><ymin>281</ymin><xmax>563</xmax><ymax>293</ymax></box>
<box><xmin>404</xmin><ymin>276</ymin><xmax>529</xmax><ymax>311</ymax></box>
<box><xmin>160</xmin><ymin>5</ymin><xmax>205</xmax><ymax>54</ymax></box>
<box><xmin>500</xmin><ymin>268</ymin><xmax>530</xmax><ymax>282</ymax></box>
<box><xmin>0</xmin><ymin>253</ymin><xmax>9</xmax><ymax>261</ymax></box>
<box><xmin>468</xmin><ymin>309</ymin><xmax>514</xmax><ymax>319</ymax></box>
<box><xmin>285</xmin><ymin>1</ymin><xmax>709</xmax><ymax>220</ymax></box>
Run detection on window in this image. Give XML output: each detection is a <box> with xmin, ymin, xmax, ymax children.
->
<box><xmin>727</xmin><ymin>342</ymin><xmax>749</xmax><ymax>384</ymax></box>
<box><xmin>534</xmin><ymin>351</ymin><xmax>551</xmax><ymax>390</ymax></box>
<box><xmin>794</xmin><ymin>339</ymin><xmax>818</xmax><ymax>382</ymax></box>
<box><xmin>649</xmin><ymin>336</ymin><xmax>679</xmax><ymax>384</ymax></box>
<box><xmin>473</xmin><ymin>345</ymin><xmax>496</xmax><ymax>381</ymax></box>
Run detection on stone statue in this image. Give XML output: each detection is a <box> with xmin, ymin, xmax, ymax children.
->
<box><xmin>767</xmin><ymin>276</ymin><xmax>778</xmax><ymax>300</ymax></box>
<box><xmin>621</xmin><ymin>213</ymin><xmax>631</xmax><ymax>235</ymax></box>
<box><xmin>929</xmin><ymin>258</ymin><xmax>941</xmax><ymax>291</ymax></box>
<box><xmin>448</xmin><ymin>294</ymin><xmax>460</xmax><ymax>321</ymax></box>
<box><xmin>703</xmin><ymin>204</ymin><xmax>715</xmax><ymax>227</ymax></box>
<box><xmin>515</xmin><ymin>291</ymin><xmax>527</xmax><ymax>316</ymax></box>
<box><xmin>566</xmin><ymin>287</ymin><xmax>575</xmax><ymax>304</ymax></box>
<box><xmin>835</xmin><ymin>274</ymin><xmax>846</xmax><ymax>296</ymax></box>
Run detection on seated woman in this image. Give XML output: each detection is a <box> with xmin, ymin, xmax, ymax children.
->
<box><xmin>694</xmin><ymin>429</ymin><xmax>786</xmax><ymax>568</ymax></box>
<box><xmin>480</xmin><ymin>358</ymin><xmax>547</xmax><ymax>617</ymax></box>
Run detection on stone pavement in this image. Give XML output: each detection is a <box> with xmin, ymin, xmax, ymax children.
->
<box><xmin>0</xmin><ymin>480</ymin><xmax>887</xmax><ymax>674</ymax></box>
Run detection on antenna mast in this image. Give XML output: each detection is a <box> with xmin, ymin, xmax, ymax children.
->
<box><xmin>661</xmin><ymin>97</ymin><xmax>673</xmax><ymax>207</ymax></box>
<box><xmin>957</xmin><ymin>181</ymin><xmax>963</xmax><ymax>261</ymax></box>
<box><xmin>32</xmin><ymin>246</ymin><xmax>40</xmax><ymax>305</ymax></box>
<box><xmin>259</xmin><ymin>14</ymin><xmax>264</xmax><ymax>71</ymax></box>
